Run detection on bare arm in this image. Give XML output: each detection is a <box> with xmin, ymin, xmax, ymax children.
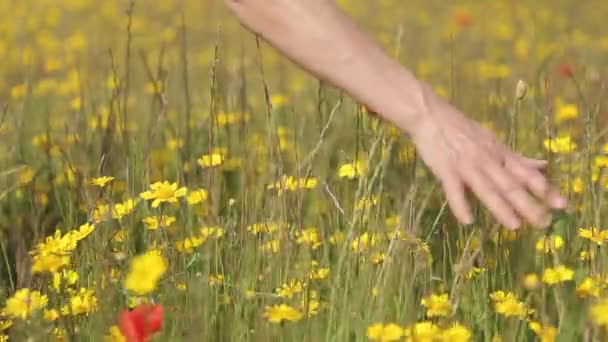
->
<box><xmin>224</xmin><ymin>0</ymin><xmax>568</xmax><ymax>229</ymax></box>
<box><xmin>224</xmin><ymin>0</ymin><xmax>424</xmax><ymax>132</ymax></box>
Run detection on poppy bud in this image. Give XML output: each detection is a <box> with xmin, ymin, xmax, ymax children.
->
<box><xmin>515</xmin><ymin>80</ymin><xmax>527</xmax><ymax>101</ymax></box>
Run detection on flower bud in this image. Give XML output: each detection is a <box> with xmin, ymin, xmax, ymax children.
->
<box><xmin>515</xmin><ymin>80</ymin><xmax>527</xmax><ymax>101</ymax></box>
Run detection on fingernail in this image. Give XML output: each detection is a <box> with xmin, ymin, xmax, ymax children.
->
<box><xmin>551</xmin><ymin>196</ymin><xmax>568</xmax><ymax>209</ymax></box>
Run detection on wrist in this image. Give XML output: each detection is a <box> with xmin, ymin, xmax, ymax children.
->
<box><xmin>371</xmin><ymin>68</ymin><xmax>432</xmax><ymax>137</ymax></box>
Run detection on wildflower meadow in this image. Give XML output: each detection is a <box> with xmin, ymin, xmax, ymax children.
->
<box><xmin>1</xmin><ymin>0</ymin><xmax>608</xmax><ymax>341</ymax></box>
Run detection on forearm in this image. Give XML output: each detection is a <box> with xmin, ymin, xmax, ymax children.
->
<box><xmin>224</xmin><ymin>0</ymin><xmax>430</xmax><ymax>133</ymax></box>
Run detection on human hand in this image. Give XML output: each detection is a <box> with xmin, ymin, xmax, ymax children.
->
<box><xmin>406</xmin><ymin>83</ymin><xmax>568</xmax><ymax>229</ymax></box>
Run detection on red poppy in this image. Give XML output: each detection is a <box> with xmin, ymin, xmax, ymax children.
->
<box><xmin>556</xmin><ymin>62</ymin><xmax>574</xmax><ymax>78</ymax></box>
<box><xmin>119</xmin><ymin>304</ymin><xmax>164</xmax><ymax>342</ymax></box>
<box><xmin>454</xmin><ymin>10</ymin><xmax>473</xmax><ymax>28</ymax></box>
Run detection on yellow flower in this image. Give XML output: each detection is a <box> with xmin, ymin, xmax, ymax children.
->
<box><xmin>0</xmin><ymin>318</ymin><xmax>12</xmax><ymax>331</ymax></box>
<box><xmin>105</xmin><ymin>325</ymin><xmax>127</xmax><ymax>342</ymax></box>
<box><xmin>385</xmin><ymin>215</ymin><xmax>401</xmax><ymax>229</ymax></box>
<box><xmin>197</xmin><ymin>153</ymin><xmax>224</xmax><ymax>168</ymax></box>
<box><xmin>567</xmin><ymin>177</ymin><xmax>585</xmax><ymax>194</ymax></box>
<box><xmin>590</xmin><ymin>297</ymin><xmax>608</xmax><ymax>326</ymax></box>
<box><xmin>90</xmin><ymin>176</ymin><xmax>115</xmax><ymax>188</ymax></box>
<box><xmin>70</xmin><ymin>223</ymin><xmax>96</xmax><ymax>241</ymax></box>
<box><xmin>61</xmin><ymin>288</ymin><xmax>97</xmax><ymax>316</ymax></box>
<box><xmin>18</xmin><ymin>167</ymin><xmax>35</xmax><ymax>186</ymax></box>
<box><xmin>175</xmin><ymin>236</ymin><xmax>206</xmax><ymax>253</ymax></box>
<box><xmin>60</xmin><ymin>288</ymin><xmax>97</xmax><ymax>316</ymax></box>
<box><xmin>421</xmin><ymin>293</ymin><xmax>452</xmax><ymax>317</ymax></box>
<box><xmin>261</xmin><ymin>240</ymin><xmax>280</xmax><ymax>253</ymax></box>
<box><xmin>52</xmin><ymin>269</ymin><xmax>79</xmax><ymax>292</ymax></box>
<box><xmin>208</xmin><ymin>274</ymin><xmax>225</xmax><ymax>286</ymax></box>
<box><xmin>522</xmin><ymin>273</ymin><xmax>540</xmax><ymax>290</ymax></box>
<box><xmin>555</xmin><ymin>103</ymin><xmax>579</xmax><ymax>123</ymax></box>
<box><xmin>32</xmin><ymin>230</ymin><xmax>76</xmax><ymax>256</ymax></box>
<box><xmin>124</xmin><ymin>251</ymin><xmax>167</xmax><ymax>295</ymax></box>
<box><xmin>32</xmin><ymin>253</ymin><xmax>71</xmax><ymax>274</ymax></box>
<box><xmin>407</xmin><ymin>321</ymin><xmax>440</xmax><ymax>341</ymax></box>
<box><xmin>356</xmin><ymin>196</ymin><xmax>379</xmax><ymax>211</ymax></box>
<box><xmin>43</xmin><ymin>309</ymin><xmax>59</xmax><ymax>321</ymax></box>
<box><xmin>93</xmin><ymin>204</ymin><xmax>112</xmax><ymax>223</ymax></box>
<box><xmin>576</xmin><ymin>276</ymin><xmax>601</xmax><ymax>299</ymax></box>
<box><xmin>352</xmin><ymin>232</ymin><xmax>381</xmax><ymax>253</ymax></box>
<box><xmin>200</xmin><ymin>226</ymin><xmax>225</xmax><ymax>239</ymax></box>
<box><xmin>478</xmin><ymin>61</ymin><xmax>511</xmax><ymax>80</ymax></box>
<box><xmin>366</xmin><ymin>323</ymin><xmax>404</xmax><ymax>342</ymax></box>
<box><xmin>166</xmin><ymin>137</ymin><xmax>183</xmax><ymax>150</ymax></box>
<box><xmin>529</xmin><ymin>321</ymin><xmax>557</xmax><ymax>342</ymax></box>
<box><xmin>370</xmin><ymin>252</ymin><xmax>388</xmax><ymax>265</ymax></box>
<box><xmin>113</xmin><ymin>199</ymin><xmax>137</xmax><ymax>219</ymax></box>
<box><xmin>542</xmin><ymin>265</ymin><xmax>574</xmax><ymax>286</ymax></box>
<box><xmin>594</xmin><ymin>156</ymin><xmax>608</xmax><ymax>169</ymax></box>
<box><xmin>535</xmin><ymin>235</ymin><xmax>564</xmax><ymax>253</ymax></box>
<box><xmin>490</xmin><ymin>291</ymin><xmax>528</xmax><ymax>319</ymax></box>
<box><xmin>301</xmin><ymin>295</ymin><xmax>323</xmax><ymax>317</ymax></box>
<box><xmin>10</xmin><ymin>83</ymin><xmax>27</xmax><ymax>100</ymax></box>
<box><xmin>140</xmin><ymin>181</ymin><xmax>187</xmax><ymax>208</ymax></box>
<box><xmin>465</xmin><ymin>267</ymin><xmax>486</xmax><ymax>280</ymax></box>
<box><xmin>270</xmin><ymin>94</ymin><xmax>289</xmax><ymax>107</ymax></box>
<box><xmin>441</xmin><ymin>323</ymin><xmax>472</xmax><ymax>342</ymax></box>
<box><xmin>145</xmin><ymin>80</ymin><xmax>163</xmax><ymax>94</ymax></box>
<box><xmin>112</xmin><ymin>229</ymin><xmax>127</xmax><ymax>243</ymax></box>
<box><xmin>244</xmin><ymin>290</ymin><xmax>256</xmax><ymax>300</ymax></box>
<box><xmin>142</xmin><ymin>216</ymin><xmax>176</xmax><ymax>230</ymax></box>
<box><xmin>216</xmin><ymin>112</ymin><xmax>250</xmax><ymax>127</ymax></box>
<box><xmin>543</xmin><ymin>135</ymin><xmax>577</xmax><ymax>153</ymax></box>
<box><xmin>276</xmin><ymin>280</ymin><xmax>306</xmax><ymax>298</ymax></box>
<box><xmin>263</xmin><ymin>304</ymin><xmax>303</xmax><ymax>323</ymax></box>
<box><xmin>309</xmin><ymin>266</ymin><xmax>330</xmax><ymax>280</ymax></box>
<box><xmin>247</xmin><ymin>222</ymin><xmax>281</xmax><ymax>234</ymax></box>
<box><xmin>338</xmin><ymin>160</ymin><xmax>366</xmax><ymax>179</ymax></box>
<box><xmin>578</xmin><ymin>227</ymin><xmax>608</xmax><ymax>246</ymax></box>
<box><xmin>299</xmin><ymin>177</ymin><xmax>318</xmax><ymax>189</ymax></box>
<box><xmin>186</xmin><ymin>189</ymin><xmax>209</xmax><ymax>205</ymax></box>
<box><xmin>579</xmin><ymin>250</ymin><xmax>596</xmax><ymax>261</ymax></box>
<box><xmin>329</xmin><ymin>231</ymin><xmax>346</xmax><ymax>245</ymax></box>
<box><xmin>296</xmin><ymin>228</ymin><xmax>322</xmax><ymax>250</ymax></box>
<box><xmin>267</xmin><ymin>176</ymin><xmax>318</xmax><ymax>194</ymax></box>
<box><xmin>4</xmin><ymin>289</ymin><xmax>48</xmax><ymax>319</ymax></box>
<box><xmin>30</xmin><ymin>224</ymin><xmax>95</xmax><ymax>274</ymax></box>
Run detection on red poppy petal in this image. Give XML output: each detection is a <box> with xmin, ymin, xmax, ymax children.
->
<box><xmin>125</xmin><ymin>304</ymin><xmax>164</xmax><ymax>340</ymax></box>
<box><xmin>147</xmin><ymin>305</ymin><xmax>164</xmax><ymax>333</ymax></box>
<box><xmin>119</xmin><ymin>310</ymin><xmax>146</xmax><ymax>342</ymax></box>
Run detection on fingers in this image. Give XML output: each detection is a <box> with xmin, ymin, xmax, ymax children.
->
<box><xmin>484</xmin><ymin>159</ymin><xmax>552</xmax><ymax>228</ymax></box>
<box><xmin>461</xmin><ymin>165</ymin><xmax>522</xmax><ymax>230</ymax></box>
<box><xmin>506</xmin><ymin>155</ymin><xmax>568</xmax><ymax>209</ymax></box>
<box><xmin>440</xmin><ymin>172</ymin><xmax>474</xmax><ymax>225</ymax></box>
<box><xmin>519</xmin><ymin>157</ymin><xmax>548</xmax><ymax>170</ymax></box>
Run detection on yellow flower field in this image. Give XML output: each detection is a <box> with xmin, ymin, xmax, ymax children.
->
<box><xmin>1</xmin><ymin>0</ymin><xmax>608</xmax><ymax>341</ymax></box>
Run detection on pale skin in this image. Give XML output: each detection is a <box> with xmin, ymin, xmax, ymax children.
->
<box><xmin>223</xmin><ymin>0</ymin><xmax>569</xmax><ymax>229</ymax></box>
